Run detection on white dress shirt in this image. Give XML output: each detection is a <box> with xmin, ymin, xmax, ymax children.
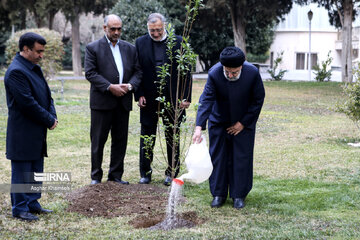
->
<box><xmin>105</xmin><ymin>35</ymin><xmax>124</xmax><ymax>84</ymax></box>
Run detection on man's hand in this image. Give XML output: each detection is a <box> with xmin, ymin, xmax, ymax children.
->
<box><xmin>50</xmin><ymin>119</ymin><xmax>58</xmax><ymax>130</ymax></box>
<box><xmin>226</xmin><ymin>121</ymin><xmax>244</xmax><ymax>136</ymax></box>
<box><xmin>138</xmin><ymin>96</ymin><xmax>146</xmax><ymax>108</ymax></box>
<box><xmin>192</xmin><ymin>126</ymin><xmax>203</xmax><ymax>143</ymax></box>
<box><xmin>180</xmin><ymin>101</ymin><xmax>190</xmax><ymax>109</ymax></box>
<box><xmin>119</xmin><ymin>84</ymin><xmax>130</xmax><ymax>94</ymax></box>
<box><xmin>109</xmin><ymin>84</ymin><xmax>127</xmax><ymax>97</ymax></box>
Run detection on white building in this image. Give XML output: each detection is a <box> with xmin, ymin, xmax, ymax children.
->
<box><xmin>266</xmin><ymin>3</ymin><xmax>360</xmax><ymax>81</ymax></box>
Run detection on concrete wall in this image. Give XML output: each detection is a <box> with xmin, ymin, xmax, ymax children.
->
<box><xmin>267</xmin><ymin>30</ymin><xmax>340</xmax><ymax>70</ymax></box>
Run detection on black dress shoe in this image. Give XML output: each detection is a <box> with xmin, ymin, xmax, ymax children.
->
<box><xmin>163</xmin><ymin>176</ymin><xmax>172</xmax><ymax>186</ymax></box>
<box><xmin>13</xmin><ymin>212</ymin><xmax>39</xmax><ymax>221</ymax></box>
<box><xmin>30</xmin><ymin>207</ymin><xmax>53</xmax><ymax>214</ymax></box>
<box><xmin>211</xmin><ymin>196</ymin><xmax>226</xmax><ymax>208</ymax></box>
<box><xmin>233</xmin><ymin>198</ymin><xmax>245</xmax><ymax>209</ymax></box>
<box><xmin>139</xmin><ymin>177</ymin><xmax>151</xmax><ymax>184</ymax></box>
<box><xmin>109</xmin><ymin>178</ymin><xmax>129</xmax><ymax>185</ymax></box>
<box><xmin>90</xmin><ymin>180</ymin><xmax>101</xmax><ymax>185</ymax></box>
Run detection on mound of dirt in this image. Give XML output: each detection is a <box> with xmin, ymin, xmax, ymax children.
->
<box><xmin>66</xmin><ymin>181</ymin><xmax>204</xmax><ymax>229</ymax></box>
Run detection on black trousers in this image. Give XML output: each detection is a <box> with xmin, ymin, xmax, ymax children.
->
<box><xmin>208</xmin><ymin>121</ymin><xmax>255</xmax><ymax>199</ymax></box>
<box><xmin>90</xmin><ymin>104</ymin><xmax>129</xmax><ymax>181</ymax></box>
<box><xmin>11</xmin><ymin>158</ymin><xmax>43</xmax><ymax>216</ymax></box>
<box><xmin>139</xmin><ymin>110</ymin><xmax>181</xmax><ymax>178</ymax></box>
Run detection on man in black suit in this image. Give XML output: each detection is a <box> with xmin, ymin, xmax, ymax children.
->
<box><xmin>85</xmin><ymin>14</ymin><xmax>142</xmax><ymax>185</ymax></box>
<box><xmin>135</xmin><ymin>13</ymin><xmax>192</xmax><ymax>186</ymax></box>
<box><xmin>193</xmin><ymin>47</ymin><xmax>265</xmax><ymax>209</ymax></box>
<box><xmin>5</xmin><ymin>32</ymin><xmax>58</xmax><ymax>221</ymax></box>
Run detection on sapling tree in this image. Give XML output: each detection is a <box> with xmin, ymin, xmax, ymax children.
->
<box><xmin>143</xmin><ymin>0</ymin><xmax>202</xmax><ymax>179</ymax></box>
<box><xmin>313</xmin><ymin>51</ymin><xmax>333</xmax><ymax>82</ymax></box>
<box><xmin>267</xmin><ymin>51</ymin><xmax>287</xmax><ymax>81</ymax></box>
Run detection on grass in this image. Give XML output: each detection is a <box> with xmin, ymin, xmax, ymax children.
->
<box><xmin>0</xmin><ymin>79</ymin><xmax>360</xmax><ymax>239</ymax></box>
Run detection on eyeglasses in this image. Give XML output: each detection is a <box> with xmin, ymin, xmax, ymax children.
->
<box><xmin>148</xmin><ymin>28</ymin><xmax>163</xmax><ymax>33</ymax></box>
<box><xmin>109</xmin><ymin>27</ymin><xmax>122</xmax><ymax>32</ymax></box>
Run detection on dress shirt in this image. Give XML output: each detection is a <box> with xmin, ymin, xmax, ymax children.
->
<box><xmin>105</xmin><ymin>35</ymin><xmax>124</xmax><ymax>84</ymax></box>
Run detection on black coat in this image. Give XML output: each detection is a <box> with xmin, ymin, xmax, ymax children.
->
<box><xmin>4</xmin><ymin>53</ymin><xmax>57</xmax><ymax>161</ymax></box>
<box><xmin>134</xmin><ymin>34</ymin><xmax>192</xmax><ymax>126</ymax></box>
<box><xmin>85</xmin><ymin>36</ymin><xmax>142</xmax><ymax>111</ymax></box>
<box><xmin>196</xmin><ymin>61</ymin><xmax>265</xmax><ymax>130</ymax></box>
<box><xmin>196</xmin><ymin>61</ymin><xmax>265</xmax><ymax>198</ymax></box>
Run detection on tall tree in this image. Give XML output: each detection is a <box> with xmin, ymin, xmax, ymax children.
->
<box><xmin>297</xmin><ymin>0</ymin><xmax>357</xmax><ymax>82</ymax></box>
<box><xmin>0</xmin><ymin>3</ymin><xmax>12</xmax><ymax>64</ymax></box>
<box><xmin>61</xmin><ymin>0</ymin><xmax>116</xmax><ymax>76</ymax></box>
<box><xmin>190</xmin><ymin>6</ymin><xmax>234</xmax><ymax>70</ymax></box>
<box><xmin>1</xmin><ymin>0</ymin><xmax>27</xmax><ymax>30</ymax></box>
<box><xmin>1</xmin><ymin>0</ymin><xmax>62</xmax><ymax>29</ymax></box>
<box><xmin>160</xmin><ymin>0</ymin><xmax>275</xmax><ymax>70</ymax></box>
<box><xmin>206</xmin><ymin>0</ymin><xmax>293</xmax><ymax>52</ymax></box>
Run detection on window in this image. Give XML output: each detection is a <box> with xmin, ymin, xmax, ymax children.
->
<box><xmin>270</xmin><ymin>52</ymin><xmax>274</xmax><ymax>68</ymax></box>
<box><xmin>307</xmin><ymin>53</ymin><xmax>318</xmax><ymax>70</ymax></box>
<box><xmin>296</xmin><ymin>52</ymin><xmax>318</xmax><ymax>70</ymax></box>
<box><xmin>296</xmin><ymin>53</ymin><xmax>305</xmax><ymax>69</ymax></box>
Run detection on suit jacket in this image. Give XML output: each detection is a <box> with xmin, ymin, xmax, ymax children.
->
<box><xmin>196</xmin><ymin>61</ymin><xmax>265</xmax><ymax>130</ymax></box>
<box><xmin>85</xmin><ymin>36</ymin><xmax>142</xmax><ymax>111</ymax></box>
<box><xmin>134</xmin><ymin>34</ymin><xmax>192</xmax><ymax>125</ymax></box>
<box><xmin>4</xmin><ymin>53</ymin><xmax>57</xmax><ymax>161</ymax></box>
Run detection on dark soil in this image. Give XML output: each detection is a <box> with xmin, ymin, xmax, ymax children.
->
<box><xmin>66</xmin><ymin>181</ymin><xmax>204</xmax><ymax>229</ymax></box>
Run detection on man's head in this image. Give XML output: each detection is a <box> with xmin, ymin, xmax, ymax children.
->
<box><xmin>147</xmin><ymin>13</ymin><xmax>166</xmax><ymax>41</ymax></box>
<box><xmin>19</xmin><ymin>32</ymin><xmax>46</xmax><ymax>64</ymax></box>
<box><xmin>103</xmin><ymin>14</ymin><xmax>122</xmax><ymax>44</ymax></box>
<box><xmin>220</xmin><ymin>46</ymin><xmax>245</xmax><ymax>81</ymax></box>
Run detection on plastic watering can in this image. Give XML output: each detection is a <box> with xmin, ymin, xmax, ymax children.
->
<box><xmin>174</xmin><ymin>136</ymin><xmax>213</xmax><ymax>185</ymax></box>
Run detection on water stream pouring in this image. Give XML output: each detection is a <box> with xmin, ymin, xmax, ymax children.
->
<box><xmin>150</xmin><ymin>137</ymin><xmax>212</xmax><ymax>230</ymax></box>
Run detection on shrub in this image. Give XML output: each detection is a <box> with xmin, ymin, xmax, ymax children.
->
<box><xmin>336</xmin><ymin>62</ymin><xmax>360</xmax><ymax>131</ymax></box>
<box><xmin>267</xmin><ymin>51</ymin><xmax>287</xmax><ymax>81</ymax></box>
<box><xmin>5</xmin><ymin>28</ymin><xmax>64</xmax><ymax>81</ymax></box>
<box><xmin>313</xmin><ymin>51</ymin><xmax>333</xmax><ymax>82</ymax></box>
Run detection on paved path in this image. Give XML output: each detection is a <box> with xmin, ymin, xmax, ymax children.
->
<box><xmin>0</xmin><ymin>76</ymin><xmax>86</xmax><ymax>81</ymax></box>
<box><xmin>0</xmin><ymin>70</ymin><xmax>342</xmax><ymax>82</ymax></box>
<box><xmin>193</xmin><ymin>70</ymin><xmax>342</xmax><ymax>82</ymax></box>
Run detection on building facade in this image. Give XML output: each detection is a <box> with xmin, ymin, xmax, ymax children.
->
<box><xmin>266</xmin><ymin>3</ymin><xmax>360</xmax><ymax>81</ymax></box>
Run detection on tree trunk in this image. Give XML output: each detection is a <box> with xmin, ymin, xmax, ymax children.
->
<box><xmin>342</xmin><ymin>0</ymin><xmax>353</xmax><ymax>82</ymax></box>
<box><xmin>228</xmin><ymin>0</ymin><xmax>246</xmax><ymax>52</ymax></box>
<box><xmin>48</xmin><ymin>10</ymin><xmax>57</xmax><ymax>30</ymax></box>
<box><xmin>71</xmin><ymin>14</ymin><xmax>82</xmax><ymax>76</ymax></box>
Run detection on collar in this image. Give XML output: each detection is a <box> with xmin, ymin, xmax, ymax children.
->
<box><xmin>17</xmin><ymin>52</ymin><xmax>39</xmax><ymax>71</ymax></box>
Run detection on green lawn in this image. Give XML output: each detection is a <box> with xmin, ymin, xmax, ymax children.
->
<box><xmin>0</xmin><ymin>80</ymin><xmax>359</xmax><ymax>239</ymax></box>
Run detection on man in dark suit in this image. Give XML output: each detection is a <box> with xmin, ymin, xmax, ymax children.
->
<box><xmin>85</xmin><ymin>14</ymin><xmax>142</xmax><ymax>185</ymax></box>
<box><xmin>193</xmin><ymin>47</ymin><xmax>265</xmax><ymax>209</ymax></box>
<box><xmin>4</xmin><ymin>32</ymin><xmax>58</xmax><ymax>221</ymax></box>
<box><xmin>135</xmin><ymin>13</ymin><xmax>192</xmax><ymax>186</ymax></box>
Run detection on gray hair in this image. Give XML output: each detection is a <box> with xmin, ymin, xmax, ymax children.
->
<box><xmin>104</xmin><ymin>14</ymin><xmax>122</xmax><ymax>25</ymax></box>
<box><xmin>147</xmin><ymin>13</ymin><xmax>166</xmax><ymax>24</ymax></box>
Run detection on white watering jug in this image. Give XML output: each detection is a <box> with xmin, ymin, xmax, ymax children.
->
<box><xmin>176</xmin><ymin>136</ymin><xmax>213</xmax><ymax>184</ymax></box>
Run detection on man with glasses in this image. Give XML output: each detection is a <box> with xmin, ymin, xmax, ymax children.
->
<box><xmin>85</xmin><ymin>14</ymin><xmax>142</xmax><ymax>185</ymax></box>
<box><xmin>134</xmin><ymin>13</ymin><xmax>192</xmax><ymax>186</ymax></box>
<box><xmin>193</xmin><ymin>47</ymin><xmax>265</xmax><ymax>209</ymax></box>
